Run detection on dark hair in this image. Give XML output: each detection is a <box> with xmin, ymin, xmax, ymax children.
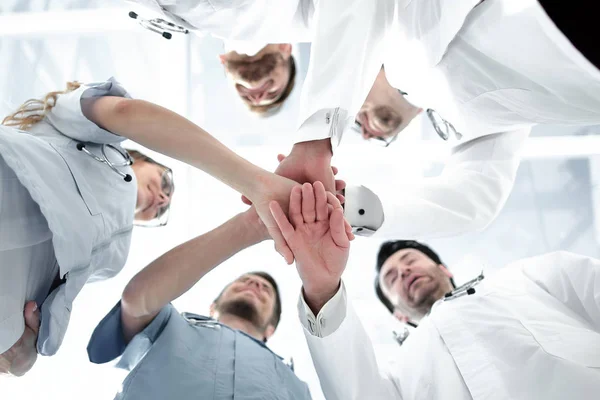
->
<box><xmin>247</xmin><ymin>55</ymin><xmax>296</xmax><ymax>116</ymax></box>
<box><xmin>215</xmin><ymin>271</ymin><xmax>283</xmax><ymax>330</ymax></box>
<box><xmin>374</xmin><ymin>240</ymin><xmax>454</xmax><ymax>313</ymax></box>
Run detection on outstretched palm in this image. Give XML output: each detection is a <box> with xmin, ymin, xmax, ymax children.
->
<box><xmin>270</xmin><ymin>182</ymin><xmax>354</xmax><ymax>298</ymax></box>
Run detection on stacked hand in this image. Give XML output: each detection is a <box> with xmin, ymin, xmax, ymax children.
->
<box><xmin>245</xmin><ymin>140</ymin><xmax>346</xmax><ymax>264</ymax></box>
<box><xmin>270</xmin><ymin>182</ymin><xmax>354</xmax><ymax>313</ymax></box>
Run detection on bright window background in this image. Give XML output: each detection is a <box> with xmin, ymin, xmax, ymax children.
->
<box><xmin>1</xmin><ymin>2</ymin><xmax>600</xmax><ymax>399</ymax></box>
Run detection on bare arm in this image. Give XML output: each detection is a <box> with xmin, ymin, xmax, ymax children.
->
<box><xmin>120</xmin><ymin>209</ymin><xmax>267</xmax><ymax>342</ymax></box>
<box><xmin>81</xmin><ymin>96</ymin><xmax>297</xmax><ymax>263</ymax></box>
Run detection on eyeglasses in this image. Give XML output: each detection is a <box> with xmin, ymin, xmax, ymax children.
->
<box><xmin>351</xmin><ymin>89</ymin><xmax>408</xmax><ymax>148</ymax></box>
<box><xmin>426</xmin><ymin>109</ymin><xmax>463</xmax><ymax>141</ymax></box>
<box><xmin>135</xmin><ymin>168</ymin><xmax>175</xmax><ymax>228</ymax></box>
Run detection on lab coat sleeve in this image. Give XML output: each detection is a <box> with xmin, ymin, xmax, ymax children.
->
<box><xmin>47</xmin><ymin>77</ymin><xmax>132</xmax><ymax>144</ymax></box>
<box><xmin>521</xmin><ymin>251</ymin><xmax>600</xmax><ymax>332</ymax></box>
<box><xmin>298</xmin><ymin>283</ymin><xmax>402</xmax><ymax>400</ymax></box>
<box><xmin>345</xmin><ymin>129</ymin><xmax>530</xmax><ymax>239</ymax></box>
<box><xmin>87</xmin><ymin>301</ymin><xmax>173</xmax><ymax>371</ymax></box>
<box><xmin>295</xmin><ymin>0</ymin><xmax>394</xmax><ymax>149</ymax></box>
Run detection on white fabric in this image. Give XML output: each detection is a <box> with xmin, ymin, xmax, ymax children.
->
<box><xmin>0</xmin><ymin>78</ymin><xmax>137</xmax><ymax>356</ymax></box>
<box><xmin>297</xmin><ymin>282</ymin><xmax>346</xmax><ymax>338</ymax></box>
<box><xmin>130</xmin><ymin>0</ymin><xmax>313</xmax><ymax>42</ymax></box>
<box><xmin>349</xmin><ymin>129</ymin><xmax>530</xmax><ymax>239</ymax></box>
<box><xmin>335</xmin><ymin>0</ymin><xmax>600</xmax><ymax>239</ymax></box>
<box><xmin>222</xmin><ymin>40</ymin><xmax>267</xmax><ymax>57</ymax></box>
<box><xmin>299</xmin><ymin>251</ymin><xmax>600</xmax><ymax>400</ymax></box>
<box><xmin>0</xmin><ymin>155</ymin><xmax>57</xmax><ymax>354</ymax></box>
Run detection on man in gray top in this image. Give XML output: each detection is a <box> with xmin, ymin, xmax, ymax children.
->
<box><xmin>87</xmin><ymin>206</ymin><xmax>311</xmax><ymax>399</ymax></box>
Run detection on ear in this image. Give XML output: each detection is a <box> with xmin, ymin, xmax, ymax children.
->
<box><xmin>438</xmin><ymin>264</ymin><xmax>454</xmax><ymax>279</ymax></box>
<box><xmin>393</xmin><ymin>310</ymin><xmax>409</xmax><ymax>323</ymax></box>
<box><xmin>218</xmin><ymin>54</ymin><xmax>227</xmax><ymax>64</ymax></box>
<box><xmin>209</xmin><ymin>303</ymin><xmax>217</xmax><ymax>318</ymax></box>
<box><xmin>263</xmin><ymin>324</ymin><xmax>276</xmax><ymax>341</ymax></box>
<box><xmin>278</xmin><ymin>43</ymin><xmax>293</xmax><ymax>59</ymax></box>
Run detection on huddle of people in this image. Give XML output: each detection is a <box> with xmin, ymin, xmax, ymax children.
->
<box><xmin>1</xmin><ymin>0</ymin><xmax>600</xmax><ymax>399</ymax></box>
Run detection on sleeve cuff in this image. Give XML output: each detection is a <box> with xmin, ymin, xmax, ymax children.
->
<box><xmin>47</xmin><ymin>77</ymin><xmax>131</xmax><ymax>144</ymax></box>
<box><xmin>87</xmin><ymin>302</ymin><xmax>173</xmax><ymax>371</ymax></box>
<box><xmin>343</xmin><ymin>185</ymin><xmax>384</xmax><ymax>236</ymax></box>
<box><xmin>297</xmin><ymin>281</ymin><xmax>347</xmax><ymax>338</ymax></box>
<box><xmin>295</xmin><ymin>108</ymin><xmax>350</xmax><ymax>150</ymax></box>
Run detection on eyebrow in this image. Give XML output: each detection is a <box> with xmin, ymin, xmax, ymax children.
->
<box><xmin>399</xmin><ymin>252</ymin><xmax>411</xmax><ymax>263</ymax></box>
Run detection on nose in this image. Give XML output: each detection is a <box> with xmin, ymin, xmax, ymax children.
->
<box><xmin>247</xmin><ymin>90</ymin><xmax>267</xmax><ymax>105</ymax></box>
<box><xmin>157</xmin><ymin>191</ymin><xmax>171</xmax><ymax>208</ymax></box>
<box><xmin>400</xmin><ymin>266</ymin><xmax>411</xmax><ymax>280</ymax></box>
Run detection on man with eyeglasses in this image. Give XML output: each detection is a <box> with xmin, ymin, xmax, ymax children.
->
<box><xmin>87</xmin><ymin>204</ymin><xmax>312</xmax><ymax>399</ymax></box>
<box><xmin>270</xmin><ymin>0</ymin><xmax>600</xmax><ymax>249</ymax></box>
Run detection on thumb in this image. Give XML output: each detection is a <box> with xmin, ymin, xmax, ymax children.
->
<box><xmin>277</xmin><ymin>154</ymin><xmax>286</xmax><ymax>163</ymax></box>
<box><xmin>23</xmin><ymin>301</ymin><xmax>40</xmax><ymax>336</ymax></box>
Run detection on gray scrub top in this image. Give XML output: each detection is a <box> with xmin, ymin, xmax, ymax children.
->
<box><xmin>0</xmin><ymin>78</ymin><xmax>137</xmax><ymax>356</ymax></box>
<box><xmin>88</xmin><ymin>303</ymin><xmax>312</xmax><ymax>400</ymax></box>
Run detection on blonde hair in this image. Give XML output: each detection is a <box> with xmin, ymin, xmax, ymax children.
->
<box><xmin>2</xmin><ymin>81</ymin><xmax>82</xmax><ymax>130</ymax></box>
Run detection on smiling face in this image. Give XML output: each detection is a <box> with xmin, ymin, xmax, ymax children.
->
<box><xmin>379</xmin><ymin>249</ymin><xmax>453</xmax><ymax>320</ymax></box>
<box><xmin>212</xmin><ymin>274</ymin><xmax>279</xmax><ymax>334</ymax></box>
<box><xmin>355</xmin><ymin>67</ymin><xmax>422</xmax><ymax>143</ymax></box>
<box><xmin>131</xmin><ymin>159</ymin><xmax>173</xmax><ymax>223</ymax></box>
<box><xmin>220</xmin><ymin>44</ymin><xmax>294</xmax><ymax>110</ymax></box>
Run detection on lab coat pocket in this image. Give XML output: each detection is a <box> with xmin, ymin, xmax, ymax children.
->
<box><xmin>49</xmin><ymin>143</ymin><xmax>101</xmax><ymax>216</ymax></box>
<box><xmin>520</xmin><ymin>319</ymin><xmax>600</xmax><ymax>368</ymax></box>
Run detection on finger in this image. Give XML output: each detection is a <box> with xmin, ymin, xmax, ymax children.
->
<box><xmin>241</xmin><ymin>195</ymin><xmax>253</xmax><ymax>206</ymax></box>
<box><xmin>314</xmin><ymin>181</ymin><xmax>328</xmax><ymax>221</ymax></box>
<box><xmin>345</xmin><ymin>219</ymin><xmax>356</xmax><ymax>241</ymax></box>
<box><xmin>335</xmin><ymin>179</ymin><xmax>346</xmax><ymax>192</ymax></box>
<box><xmin>23</xmin><ymin>301</ymin><xmax>40</xmax><ymax>335</ymax></box>
<box><xmin>301</xmin><ymin>182</ymin><xmax>316</xmax><ymax>223</ymax></box>
<box><xmin>289</xmin><ymin>185</ymin><xmax>304</xmax><ymax>227</ymax></box>
<box><xmin>332</xmin><ymin>166</ymin><xmax>339</xmax><ymax>175</ymax></box>
<box><xmin>270</xmin><ymin>227</ymin><xmax>295</xmax><ymax>265</ymax></box>
<box><xmin>326</xmin><ymin>191</ymin><xmax>343</xmax><ymax>210</ymax></box>
<box><xmin>277</xmin><ymin>154</ymin><xmax>286</xmax><ymax>163</ymax></box>
<box><xmin>269</xmin><ymin>200</ymin><xmax>295</xmax><ymax>241</ymax></box>
<box><xmin>336</xmin><ymin>194</ymin><xmax>345</xmax><ymax>204</ymax></box>
<box><xmin>330</xmin><ymin>208</ymin><xmax>350</xmax><ymax>248</ymax></box>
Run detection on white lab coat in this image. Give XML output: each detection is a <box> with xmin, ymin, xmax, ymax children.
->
<box><xmin>0</xmin><ymin>79</ymin><xmax>137</xmax><ymax>356</ymax></box>
<box><xmin>127</xmin><ymin>0</ymin><xmax>313</xmax><ymax>42</ymax></box>
<box><xmin>298</xmin><ymin>251</ymin><xmax>600</xmax><ymax>400</ymax></box>
<box><xmin>295</xmin><ymin>0</ymin><xmax>600</xmax><ymax>240</ymax></box>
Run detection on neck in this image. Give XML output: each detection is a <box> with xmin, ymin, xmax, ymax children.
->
<box><xmin>218</xmin><ymin>313</ymin><xmax>265</xmax><ymax>342</ymax></box>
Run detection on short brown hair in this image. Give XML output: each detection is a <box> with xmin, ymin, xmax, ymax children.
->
<box><xmin>246</xmin><ymin>55</ymin><xmax>296</xmax><ymax>116</ymax></box>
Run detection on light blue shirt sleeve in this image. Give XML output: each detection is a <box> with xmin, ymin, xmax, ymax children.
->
<box><xmin>46</xmin><ymin>77</ymin><xmax>132</xmax><ymax>144</ymax></box>
<box><xmin>87</xmin><ymin>302</ymin><xmax>173</xmax><ymax>371</ymax></box>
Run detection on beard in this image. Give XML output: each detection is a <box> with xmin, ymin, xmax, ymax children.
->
<box><xmin>225</xmin><ymin>52</ymin><xmax>282</xmax><ymax>83</ymax></box>
<box><xmin>215</xmin><ymin>298</ymin><xmax>267</xmax><ymax>332</ymax></box>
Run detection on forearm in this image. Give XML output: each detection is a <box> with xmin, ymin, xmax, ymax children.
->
<box><xmin>91</xmin><ymin>98</ymin><xmax>269</xmax><ymax>198</ymax></box>
<box><xmin>122</xmin><ymin>211</ymin><xmax>265</xmax><ymax>319</ymax></box>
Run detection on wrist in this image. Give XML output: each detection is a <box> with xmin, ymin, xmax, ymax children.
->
<box><xmin>302</xmin><ymin>280</ymin><xmax>341</xmax><ymax>315</ymax></box>
<box><xmin>293</xmin><ymin>139</ymin><xmax>333</xmax><ymax>159</ymax></box>
<box><xmin>238</xmin><ymin>209</ymin><xmax>269</xmax><ymax>244</ymax></box>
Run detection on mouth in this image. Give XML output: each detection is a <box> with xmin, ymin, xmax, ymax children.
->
<box><xmin>405</xmin><ymin>275</ymin><xmax>423</xmax><ymax>293</ymax></box>
<box><xmin>239</xmin><ymin>287</ymin><xmax>261</xmax><ymax>299</ymax></box>
<box><xmin>239</xmin><ymin>79</ymin><xmax>272</xmax><ymax>93</ymax></box>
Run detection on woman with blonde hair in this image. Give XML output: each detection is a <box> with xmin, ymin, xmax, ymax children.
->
<box><xmin>0</xmin><ymin>77</ymin><xmax>314</xmax><ymax>377</ymax></box>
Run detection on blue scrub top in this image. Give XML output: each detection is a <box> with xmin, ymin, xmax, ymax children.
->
<box><xmin>88</xmin><ymin>303</ymin><xmax>312</xmax><ymax>400</ymax></box>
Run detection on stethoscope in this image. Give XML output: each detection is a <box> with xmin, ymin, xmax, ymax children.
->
<box><xmin>76</xmin><ymin>142</ymin><xmax>134</xmax><ymax>182</ymax></box>
<box><xmin>393</xmin><ymin>271</ymin><xmax>485</xmax><ymax>346</ymax></box>
<box><xmin>128</xmin><ymin>11</ymin><xmax>190</xmax><ymax>40</ymax></box>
